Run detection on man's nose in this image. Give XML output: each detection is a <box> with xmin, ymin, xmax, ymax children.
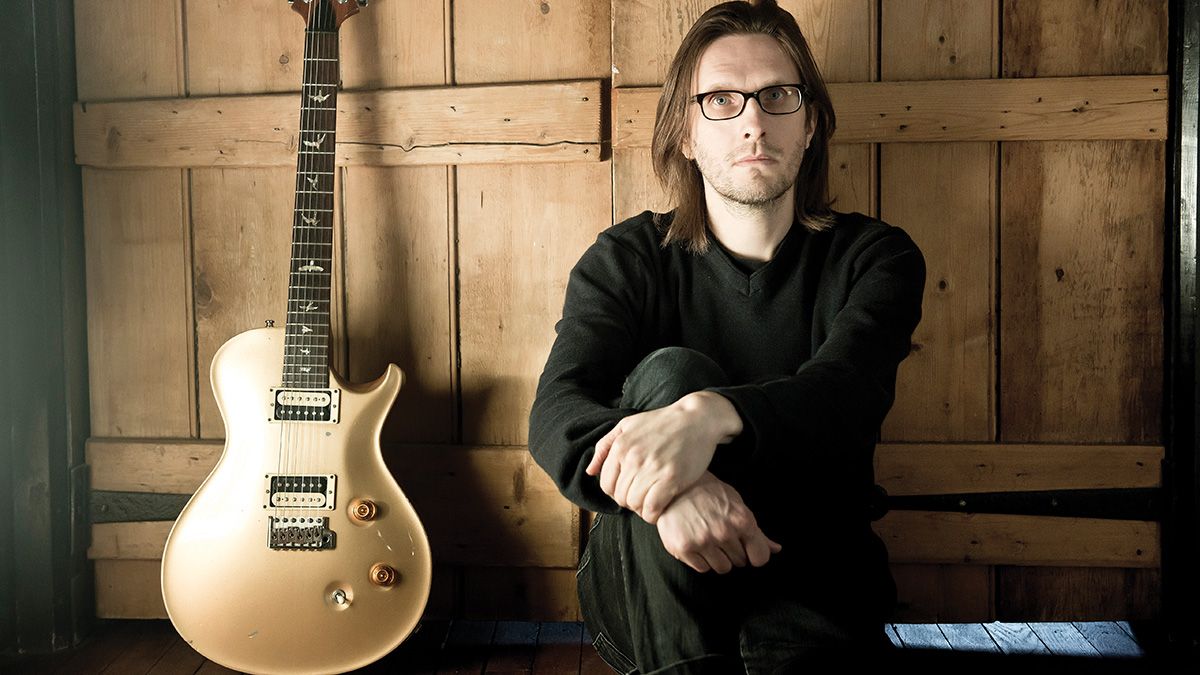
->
<box><xmin>741</xmin><ymin>97</ymin><xmax>768</xmax><ymax>138</ymax></box>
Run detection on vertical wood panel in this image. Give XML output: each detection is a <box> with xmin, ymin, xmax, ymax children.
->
<box><xmin>1000</xmin><ymin>140</ymin><xmax>1163</xmax><ymax>443</ymax></box>
<box><xmin>891</xmin><ymin>563</ymin><xmax>993</xmax><ymax>622</ymax></box>
<box><xmin>611</xmin><ymin>1</ymin><xmax>874</xmax><ymax>87</ymax></box>
<box><xmin>454</xmin><ymin>3</ymin><xmax>612</xmax><ymax>446</ymax></box>
<box><xmin>340</xmin><ymin>0</ymin><xmax>447</xmax><ymax>90</ymax></box>
<box><xmin>191</xmin><ymin>168</ymin><xmax>346</xmax><ymax>438</ymax></box>
<box><xmin>880</xmin><ymin>0</ymin><xmax>997</xmax><ymax>442</ymax></box>
<box><xmin>83</xmin><ymin>169</ymin><xmax>194</xmax><ymax>438</ymax></box>
<box><xmin>75</xmin><ymin>0</ymin><xmax>183</xmax><ymax>100</ymax></box>
<box><xmin>453</xmin><ymin>1</ymin><xmax>610</xmax><ymax>86</ymax></box>
<box><xmin>1002</xmin><ymin>0</ymin><xmax>1168</xmax><ymax>78</ymax></box>
<box><xmin>184</xmin><ymin>0</ymin><xmax>305</xmax><ymax>96</ymax></box>
<box><xmin>997</xmin><ymin>0</ymin><xmax>1167</xmax><ymax>621</ymax></box>
<box><xmin>344</xmin><ymin>167</ymin><xmax>455</xmax><ymax>443</ymax></box>
<box><xmin>995</xmin><ymin>566</ymin><xmax>1160</xmax><ymax>621</ymax></box>
<box><xmin>457</xmin><ymin>163</ymin><xmax>613</xmax><ymax>445</ymax></box>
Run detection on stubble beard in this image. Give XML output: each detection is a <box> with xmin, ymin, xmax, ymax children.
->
<box><xmin>693</xmin><ymin>140</ymin><xmax>805</xmax><ymax>214</ymax></box>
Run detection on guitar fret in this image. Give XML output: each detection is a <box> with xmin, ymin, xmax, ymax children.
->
<box><xmin>298</xmin><ymin>151</ymin><xmax>336</xmax><ymax>155</ymax></box>
<box><xmin>296</xmin><ymin>190</ymin><xmax>333</xmax><ymax>195</ymax></box>
<box><xmin>293</xmin><ymin>209</ymin><xmax>334</xmax><ymax>213</ymax></box>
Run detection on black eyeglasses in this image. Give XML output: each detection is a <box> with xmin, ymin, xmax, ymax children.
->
<box><xmin>691</xmin><ymin>84</ymin><xmax>806</xmax><ymax>121</ymax></box>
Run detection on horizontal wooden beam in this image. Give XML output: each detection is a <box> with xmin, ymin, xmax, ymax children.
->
<box><xmin>74</xmin><ymin>80</ymin><xmax>603</xmax><ymax>168</ymax></box>
<box><xmin>614</xmin><ymin>75</ymin><xmax>1167</xmax><ymax>147</ymax></box>
<box><xmin>874</xmin><ymin>443</ymin><xmax>1163</xmax><ymax>495</ymax></box>
<box><xmin>87</xmin><ymin>438</ymin><xmax>1164</xmax><ymax>568</ymax></box>
<box><xmin>874</xmin><ymin>511</ymin><xmax>1158</xmax><ymax>568</ymax></box>
<box><xmin>86</xmin><ymin>438</ymin><xmax>1165</xmax><ymax>495</ymax></box>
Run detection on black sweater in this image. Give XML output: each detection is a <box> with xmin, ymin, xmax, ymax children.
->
<box><xmin>527</xmin><ymin>209</ymin><xmax>925</xmax><ymax>613</ymax></box>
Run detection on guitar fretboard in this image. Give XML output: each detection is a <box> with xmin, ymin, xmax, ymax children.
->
<box><xmin>284</xmin><ymin>26</ymin><xmax>339</xmax><ymax>389</ymax></box>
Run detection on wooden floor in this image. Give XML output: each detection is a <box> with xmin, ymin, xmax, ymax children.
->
<box><xmin>0</xmin><ymin>619</ymin><xmax>1170</xmax><ymax>674</ymax></box>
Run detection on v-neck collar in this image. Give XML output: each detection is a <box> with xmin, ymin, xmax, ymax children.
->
<box><xmin>702</xmin><ymin>219</ymin><xmax>804</xmax><ymax>296</ymax></box>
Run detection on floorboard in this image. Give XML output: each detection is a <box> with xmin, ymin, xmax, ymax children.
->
<box><xmin>1028</xmin><ymin>622</ymin><xmax>1101</xmax><ymax>657</ymax></box>
<box><xmin>893</xmin><ymin>623</ymin><xmax>950</xmax><ymax>649</ymax></box>
<box><xmin>1073</xmin><ymin>621</ymin><xmax>1143</xmax><ymax>658</ymax></box>
<box><xmin>984</xmin><ymin>622</ymin><xmax>1051</xmax><ymax>655</ymax></box>
<box><xmin>0</xmin><ymin>618</ymin><xmax>1169</xmax><ymax>674</ymax></box>
<box><xmin>937</xmin><ymin>623</ymin><xmax>1000</xmax><ymax>652</ymax></box>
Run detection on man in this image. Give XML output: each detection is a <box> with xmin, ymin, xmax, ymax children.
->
<box><xmin>528</xmin><ymin>1</ymin><xmax>925</xmax><ymax>672</ymax></box>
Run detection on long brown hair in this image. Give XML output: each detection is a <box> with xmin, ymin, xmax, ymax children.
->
<box><xmin>650</xmin><ymin>0</ymin><xmax>837</xmax><ymax>254</ymax></box>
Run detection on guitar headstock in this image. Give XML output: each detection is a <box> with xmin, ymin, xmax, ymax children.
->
<box><xmin>289</xmin><ymin>0</ymin><xmax>366</xmax><ymax>30</ymax></box>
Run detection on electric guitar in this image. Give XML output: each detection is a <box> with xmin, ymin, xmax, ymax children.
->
<box><xmin>161</xmin><ymin>1</ymin><xmax>432</xmax><ymax>672</ymax></box>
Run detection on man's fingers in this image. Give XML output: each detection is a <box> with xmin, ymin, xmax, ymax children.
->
<box><xmin>586</xmin><ymin>426</ymin><xmax>622</xmax><ymax>476</ymax></box>
<box><xmin>640</xmin><ymin>482</ymin><xmax>674</xmax><ymax>525</ymax></box>
<box><xmin>598</xmin><ymin>456</ymin><xmax>620</xmax><ymax>501</ymax></box>
<box><xmin>703</xmin><ymin>548</ymin><xmax>734</xmax><ymax>574</ymax></box>
<box><xmin>612</xmin><ymin>463</ymin><xmax>635</xmax><ymax>509</ymax></box>
<box><xmin>744</xmin><ymin>532</ymin><xmax>773</xmax><ymax>567</ymax></box>
<box><xmin>717</xmin><ymin>536</ymin><xmax>748</xmax><ymax>569</ymax></box>
<box><xmin>680</xmin><ymin>552</ymin><xmax>711</xmax><ymax>574</ymax></box>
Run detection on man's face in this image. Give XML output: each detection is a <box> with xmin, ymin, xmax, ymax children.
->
<box><xmin>682</xmin><ymin>34</ymin><xmax>815</xmax><ymax>208</ymax></box>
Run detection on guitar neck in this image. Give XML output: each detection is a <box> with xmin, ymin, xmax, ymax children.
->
<box><xmin>284</xmin><ymin>17</ymin><xmax>340</xmax><ymax>389</ymax></box>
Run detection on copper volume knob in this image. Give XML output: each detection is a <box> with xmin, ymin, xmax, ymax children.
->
<box><xmin>370</xmin><ymin>563</ymin><xmax>398</xmax><ymax>587</ymax></box>
<box><xmin>350</xmin><ymin>498</ymin><xmax>377</xmax><ymax>521</ymax></box>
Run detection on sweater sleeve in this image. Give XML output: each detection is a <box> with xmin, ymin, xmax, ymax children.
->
<box><xmin>705</xmin><ymin>226</ymin><xmax>926</xmax><ymax>483</ymax></box>
<box><xmin>527</xmin><ymin>230</ymin><xmax>650</xmax><ymax>514</ymax></box>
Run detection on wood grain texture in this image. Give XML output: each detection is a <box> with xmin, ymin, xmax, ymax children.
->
<box><xmin>343</xmin><ymin>166</ymin><xmax>455</xmax><ymax>443</ymax></box>
<box><xmin>611</xmin><ymin>0</ymin><xmax>875</xmax><ymax>87</ymax></box>
<box><xmin>880</xmin><ymin>0</ymin><xmax>996</xmax><ymax>443</ymax></box>
<box><xmin>83</xmin><ymin>169</ymin><xmax>194</xmax><ymax>438</ymax></box>
<box><xmin>95</xmin><ymin>560</ymin><xmax>167</xmax><ymax>619</ymax></box>
<box><xmin>75</xmin><ymin>0</ymin><xmax>183</xmax><ymax>101</ymax></box>
<box><xmin>89</xmin><ymin>522</ymin><xmax>173</xmax><ymax>560</ymax></box>
<box><xmin>87</xmin><ymin>439</ymin><xmax>220</xmax><ymax>493</ymax></box>
<box><xmin>874</xmin><ymin>443</ymin><xmax>1162</xmax><ymax>495</ymax></box>
<box><xmin>999</xmin><ymin>141</ymin><xmax>1164</xmax><ymax>443</ymax></box>
<box><xmin>340</xmin><ymin>0</ymin><xmax>448</xmax><ymax>90</ymax></box>
<box><xmin>453</xmin><ymin>1</ymin><xmax>609</xmax><ymax>85</ymax></box>
<box><xmin>996</xmin><ymin>0</ymin><xmax>1168</xmax><ymax>621</ymax></box>
<box><xmin>184</xmin><ymin>0</ymin><xmax>306</xmax><ymax>96</ymax></box>
<box><xmin>881</xmin><ymin>141</ymin><xmax>995</xmax><ymax>441</ymax></box>
<box><xmin>874</xmin><ymin>511</ymin><xmax>1159</xmax><ymax>567</ymax></box>
<box><xmin>74</xmin><ymin>81</ymin><xmax>604</xmax><ymax>168</ymax></box>
<box><xmin>612</xmin><ymin>76</ymin><xmax>1168</xmax><ymax>148</ymax></box>
<box><xmin>457</xmin><ymin>162</ymin><xmax>613</xmax><ymax>445</ymax></box>
<box><xmin>1003</xmin><ymin>0</ymin><xmax>1169</xmax><ymax>78</ymax></box>
<box><xmin>826</xmin><ymin>144</ymin><xmax>875</xmax><ymax>217</ymax></box>
<box><xmin>190</xmin><ymin>167</ymin><xmax>346</xmax><ymax>438</ymax></box>
<box><xmin>87</xmin><ymin>437</ymin><xmax>1162</xmax><ymax>503</ymax></box>
<box><xmin>995</xmin><ymin>566</ymin><xmax>1161</xmax><ymax>621</ymax></box>
<box><xmin>891</xmin><ymin>563</ymin><xmax>993</xmax><ymax>622</ymax></box>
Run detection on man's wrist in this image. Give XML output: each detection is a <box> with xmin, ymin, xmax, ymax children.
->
<box><xmin>679</xmin><ymin>391</ymin><xmax>743</xmax><ymax>443</ymax></box>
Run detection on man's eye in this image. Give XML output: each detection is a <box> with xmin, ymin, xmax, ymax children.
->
<box><xmin>710</xmin><ymin>94</ymin><xmax>730</xmax><ymax>106</ymax></box>
<box><xmin>765</xmin><ymin>89</ymin><xmax>784</xmax><ymax>100</ymax></box>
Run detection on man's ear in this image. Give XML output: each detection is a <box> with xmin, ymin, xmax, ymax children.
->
<box><xmin>681</xmin><ymin>138</ymin><xmax>693</xmax><ymax>161</ymax></box>
<box><xmin>804</xmin><ymin>116</ymin><xmax>816</xmax><ymax>150</ymax></box>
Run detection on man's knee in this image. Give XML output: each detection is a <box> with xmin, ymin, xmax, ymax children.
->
<box><xmin>621</xmin><ymin>346</ymin><xmax>730</xmax><ymax>410</ymax></box>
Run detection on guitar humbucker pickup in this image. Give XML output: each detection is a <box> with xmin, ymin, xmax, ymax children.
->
<box><xmin>263</xmin><ymin>474</ymin><xmax>337</xmax><ymax>510</ymax></box>
<box><xmin>269</xmin><ymin>387</ymin><xmax>340</xmax><ymax>423</ymax></box>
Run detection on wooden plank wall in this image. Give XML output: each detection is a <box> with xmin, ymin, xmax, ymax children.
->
<box><xmin>76</xmin><ymin>0</ymin><xmax>1168</xmax><ymax>622</ymax></box>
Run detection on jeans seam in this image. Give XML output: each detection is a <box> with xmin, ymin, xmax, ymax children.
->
<box><xmin>593</xmin><ymin>631</ymin><xmax>639</xmax><ymax>674</ymax></box>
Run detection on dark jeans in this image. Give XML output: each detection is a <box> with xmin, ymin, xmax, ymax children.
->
<box><xmin>577</xmin><ymin>347</ymin><xmax>894</xmax><ymax>674</ymax></box>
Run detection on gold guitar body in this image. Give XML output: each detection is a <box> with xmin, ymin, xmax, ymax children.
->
<box><xmin>161</xmin><ymin>327</ymin><xmax>432</xmax><ymax>674</ymax></box>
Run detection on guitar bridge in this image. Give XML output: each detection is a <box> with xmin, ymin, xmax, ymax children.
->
<box><xmin>268</xmin><ymin>516</ymin><xmax>336</xmax><ymax>550</ymax></box>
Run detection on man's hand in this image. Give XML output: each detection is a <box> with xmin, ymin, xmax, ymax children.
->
<box><xmin>656</xmin><ymin>471</ymin><xmax>782</xmax><ymax>574</ymax></box>
<box><xmin>586</xmin><ymin>391</ymin><xmax>742</xmax><ymax>523</ymax></box>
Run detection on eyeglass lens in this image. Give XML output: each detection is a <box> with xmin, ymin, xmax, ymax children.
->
<box><xmin>701</xmin><ymin>86</ymin><xmax>802</xmax><ymax>120</ymax></box>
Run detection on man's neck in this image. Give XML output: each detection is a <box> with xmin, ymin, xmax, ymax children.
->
<box><xmin>704</xmin><ymin>186</ymin><xmax>796</xmax><ymax>263</ymax></box>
